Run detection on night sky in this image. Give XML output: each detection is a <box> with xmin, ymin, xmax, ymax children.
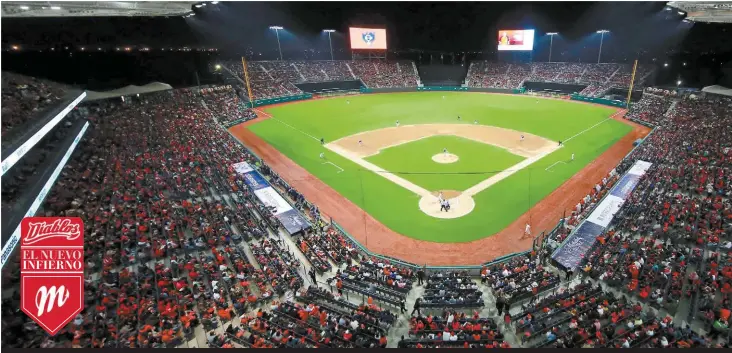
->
<box><xmin>2</xmin><ymin>1</ymin><xmax>731</xmax><ymax>88</ymax></box>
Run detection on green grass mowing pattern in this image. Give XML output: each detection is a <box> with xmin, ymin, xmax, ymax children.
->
<box><xmin>248</xmin><ymin>92</ymin><xmax>632</xmax><ymax>243</ymax></box>
<box><xmin>365</xmin><ymin>135</ymin><xmax>526</xmax><ymax>192</ymax></box>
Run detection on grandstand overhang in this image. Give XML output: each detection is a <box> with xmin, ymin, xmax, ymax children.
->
<box><xmin>1</xmin><ymin>1</ymin><xmax>198</xmax><ymax>18</ymax></box>
<box><xmin>666</xmin><ymin>1</ymin><xmax>732</xmax><ymax>23</ymax></box>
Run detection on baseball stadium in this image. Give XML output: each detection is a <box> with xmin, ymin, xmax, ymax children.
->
<box><xmin>1</xmin><ymin>0</ymin><xmax>731</xmax><ymax>349</ymax></box>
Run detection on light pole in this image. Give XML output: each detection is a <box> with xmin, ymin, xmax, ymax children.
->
<box><xmin>323</xmin><ymin>29</ymin><xmax>335</xmax><ymax>60</ymax></box>
<box><xmin>596</xmin><ymin>29</ymin><xmax>609</xmax><ymax>64</ymax></box>
<box><xmin>269</xmin><ymin>26</ymin><xmax>283</xmax><ymax>60</ymax></box>
<box><xmin>547</xmin><ymin>32</ymin><xmax>558</xmax><ymax>63</ymax></box>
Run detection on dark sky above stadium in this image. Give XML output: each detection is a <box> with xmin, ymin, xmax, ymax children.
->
<box><xmin>2</xmin><ymin>1</ymin><xmax>728</xmax><ymax>56</ymax></box>
<box><xmin>2</xmin><ymin>1</ymin><xmax>730</xmax><ymax>88</ymax></box>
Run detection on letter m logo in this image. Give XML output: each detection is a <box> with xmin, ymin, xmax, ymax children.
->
<box><xmin>21</xmin><ymin>276</ymin><xmax>83</xmax><ymax>336</ymax></box>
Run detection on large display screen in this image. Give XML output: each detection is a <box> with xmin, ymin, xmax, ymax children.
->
<box><xmin>497</xmin><ymin>29</ymin><xmax>535</xmax><ymax>51</ymax></box>
<box><xmin>349</xmin><ymin>27</ymin><xmax>387</xmax><ymax>50</ymax></box>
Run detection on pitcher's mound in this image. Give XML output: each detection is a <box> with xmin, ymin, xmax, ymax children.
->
<box><xmin>419</xmin><ymin>191</ymin><xmax>475</xmax><ymax>219</ymax></box>
<box><xmin>432</xmin><ymin>153</ymin><xmax>459</xmax><ymax>164</ymax></box>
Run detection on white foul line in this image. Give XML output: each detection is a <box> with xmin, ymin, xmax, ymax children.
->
<box><xmin>257</xmin><ymin>108</ymin><xmax>321</xmax><ymax>143</ymax></box>
<box><xmin>562</xmin><ymin>118</ymin><xmax>611</xmax><ymax>143</ymax></box>
<box><xmin>562</xmin><ymin>109</ymin><xmax>625</xmax><ymax>144</ymax></box>
<box><xmin>322</xmin><ymin>161</ymin><xmax>344</xmax><ymax>173</ymax></box>
<box><xmin>545</xmin><ymin>160</ymin><xmax>566</xmax><ymax>172</ymax></box>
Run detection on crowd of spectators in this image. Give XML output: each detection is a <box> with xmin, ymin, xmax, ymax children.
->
<box><xmin>466</xmin><ymin>62</ymin><xmax>652</xmax><ymax>97</ymax></box>
<box><xmin>531</xmin><ymin>284</ymin><xmax>710</xmax><ymax>348</ymax></box>
<box><xmin>483</xmin><ymin>254</ymin><xmax>560</xmax><ymax>308</ymax></box>
<box><xmin>399</xmin><ymin>310</ymin><xmax>510</xmax><ymax>348</ymax></box>
<box><xmin>419</xmin><ymin>271</ymin><xmax>484</xmax><ymax>310</ymax></box>
<box><xmin>349</xmin><ymin>61</ymin><xmax>419</xmax><ymax>88</ymax></box>
<box><xmin>235</xmin><ymin>299</ymin><xmax>390</xmax><ymax>348</ymax></box>
<box><xmin>199</xmin><ymin>85</ymin><xmax>257</xmax><ymax>127</ymax></box>
<box><xmin>625</xmin><ymin>92</ymin><xmax>674</xmax><ymax>124</ymax></box>
<box><xmin>569</xmin><ymin>92</ymin><xmax>732</xmax><ymax>343</ymax></box>
<box><xmin>222</xmin><ymin>60</ymin><xmax>419</xmax><ymax>99</ymax></box>
<box><xmin>0</xmin><ymin>89</ymin><xmax>307</xmax><ymax>348</ymax></box>
<box><xmin>1</xmin><ymin>72</ymin><xmax>69</xmax><ymax>139</ymax></box>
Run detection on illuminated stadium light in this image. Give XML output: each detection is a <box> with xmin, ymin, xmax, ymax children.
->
<box><xmin>19</xmin><ymin>5</ymin><xmax>29</xmax><ymax>10</ymax></box>
<box><xmin>212</xmin><ymin>1</ymin><xmax>219</xmax><ymax>4</ymax></box>
<box><xmin>270</xmin><ymin>26</ymin><xmax>284</xmax><ymax>60</ymax></box>
<box><xmin>215</xmin><ymin>64</ymin><xmax>222</xmax><ymax>70</ymax></box>
<box><xmin>11</xmin><ymin>45</ymin><xmax>19</xmax><ymax>50</ymax></box>
<box><xmin>596</xmin><ymin>30</ymin><xmax>609</xmax><ymax>63</ymax></box>
<box><xmin>50</xmin><ymin>6</ymin><xmax>61</xmax><ymax>10</ymax></box>
<box><xmin>547</xmin><ymin>33</ymin><xmax>558</xmax><ymax>63</ymax></box>
<box><xmin>323</xmin><ymin>30</ymin><xmax>336</xmax><ymax>59</ymax></box>
<box><xmin>677</xmin><ymin>80</ymin><xmax>682</xmax><ymax>86</ymax></box>
<box><xmin>195</xmin><ymin>4</ymin><xmax>203</xmax><ymax>8</ymax></box>
<box><xmin>683</xmin><ymin>62</ymin><xmax>687</xmax><ymax>66</ymax></box>
<box><xmin>678</xmin><ymin>11</ymin><xmax>685</xmax><ymax>15</ymax></box>
<box><xmin>664</xmin><ymin>63</ymin><xmax>669</xmax><ymax>67</ymax></box>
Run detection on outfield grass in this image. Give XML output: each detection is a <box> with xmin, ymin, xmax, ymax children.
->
<box><xmin>365</xmin><ymin>135</ymin><xmax>526</xmax><ymax>192</ymax></box>
<box><xmin>246</xmin><ymin>92</ymin><xmax>632</xmax><ymax>242</ymax></box>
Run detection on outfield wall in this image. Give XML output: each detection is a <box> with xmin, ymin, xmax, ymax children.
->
<box><xmin>295</xmin><ymin>80</ymin><xmax>363</xmax><ymax>93</ymax></box>
<box><xmin>523</xmin><ymin>81</ymin><xmax>587</xmax><ymax>95</ymax></box>
<box><xmin>570</xmin><ymin>94</ymin><xmax>627</xmax><ymax>108</ymax></box>
<box><xmin>245</xmin><ymin>93</ymin><xmax>313</xmax><ymax>108</ymax></box>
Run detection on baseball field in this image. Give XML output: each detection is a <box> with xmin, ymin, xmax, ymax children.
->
<box><xmin>235</xmin><ymin>92</ymin><xmax>633</xmax><ymax>243</ymax></box>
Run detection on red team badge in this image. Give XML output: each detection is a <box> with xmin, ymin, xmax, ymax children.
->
<box><xmin>20</xmin><ymin>217</ymin><xmax>84</xmax><ymax>336</ymax></box>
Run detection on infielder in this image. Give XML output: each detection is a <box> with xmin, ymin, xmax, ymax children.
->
<box><xmin>319</xmin><ymin>152</ymin><xmax>325</xmax><ymax>159</ymax></box>
<box><xmin>396</xmin><ymin>120</ymin><xmax>400</xmax><ymax>127</ymax></box>
<box><xmin>443</xmin><ymin>148</ymin><xmax>448</xmax><ymax>155</ymax></box>
<box><xmin>359</xmin><ymin>139</ymin><xmax>363</xmax><ymax>147</ymax></box>
<box><xmin>520</xmin><ymin>135</ymin><xmax>525</xmax><ymax>142</ymax></box>
<box><xmin>457</xmin><ymin>115</ymin><xmax>461</xmax><ymax>121</ymax></box>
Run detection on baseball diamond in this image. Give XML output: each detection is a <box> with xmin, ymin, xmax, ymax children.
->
<box><xmin>231</xmin><ymin>92</ymin><xmax>648</xmax><ymax>262</ymax></box>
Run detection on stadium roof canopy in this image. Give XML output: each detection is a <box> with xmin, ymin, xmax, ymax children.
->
<box><xmin>1</xmin><ymin>1</ymin><xmax>198</xmax><ymax>18</ymax></box>
<box><xmin>666</xmin><ymin>1</ymin><xmax>732</xmax><ymax>23</ymax></box>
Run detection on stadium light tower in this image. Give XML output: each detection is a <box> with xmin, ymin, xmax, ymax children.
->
<box><xmin>323</xmin><ymin>29</ymin><xmax>336</xmax><ymax>60</ymax></box>
<box><xmin>269</xmin><ymin>26</ymin><xmax>284</xmax><ymax>60</ymax></box>
<box><xmin>596</xmin><ymin>29</ymin><xmax>610</xmax><ymax>64</ymax></box>
<box><xmin>547</xmin><ymin>32</ymin><xmax>558</xmax><ymax>63</ymax></box>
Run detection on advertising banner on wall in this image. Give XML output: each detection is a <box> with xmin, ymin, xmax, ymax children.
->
<box><xmin>552</xmin><ymin>160</ymin><xmax>652</xmax><ymax>270</ymax></box>
<box><xmin>232</xmin><ymin>161</ymin><xmax>311</xmax><ymax>234</ymax></box>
